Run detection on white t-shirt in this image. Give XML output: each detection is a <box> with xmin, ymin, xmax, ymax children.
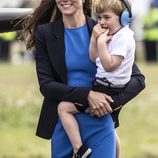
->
<box><xmin>95</xmin><ymin>26</ymin><xmax>135</xmax><ymax>85</ymax></box>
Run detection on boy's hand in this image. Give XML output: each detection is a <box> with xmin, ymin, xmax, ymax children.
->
<box><xmin>98</xmin><ymin>29</ymin><xmax>112</xmax><ymax>43</ymax></box>
<box><xmin>92</xmin><ymin>24</ymin><xmax>106</xmax><ymax>39</ymax></box>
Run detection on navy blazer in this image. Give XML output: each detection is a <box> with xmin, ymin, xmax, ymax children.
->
<box><xmin>35</xmin><ymin>16</ymin><xmax>145</xmax><ymax>139</ymax></box>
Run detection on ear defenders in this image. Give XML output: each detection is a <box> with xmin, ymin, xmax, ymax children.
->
<box><xmin>120</xmin><ymin>0</ymin><xmax>132</xmax><ymax>26</ymax></box>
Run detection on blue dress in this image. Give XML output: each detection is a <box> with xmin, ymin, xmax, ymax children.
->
<box><xmin>51</xmin><ymin>24</ymin><xmax>116</xmax><ymax>158</ymax></box>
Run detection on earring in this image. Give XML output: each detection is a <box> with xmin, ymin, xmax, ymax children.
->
<box><xmin>83</xmin><ymin>0</ymin><xmax>85</xmax><ymax>3</ymax></box>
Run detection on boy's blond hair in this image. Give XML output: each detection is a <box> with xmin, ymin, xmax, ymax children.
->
<box><xmin>93</xmin><ymin>0</ymin><xmax>131</xmax><ymax>16</ymax></box>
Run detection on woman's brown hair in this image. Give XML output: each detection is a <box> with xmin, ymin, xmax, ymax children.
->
<box><xmin>21</xmin><ymin>0</ymin><xmax>92</xmax><ymax>51</ymax></box>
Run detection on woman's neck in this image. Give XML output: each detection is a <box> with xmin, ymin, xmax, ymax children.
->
<box><xmin>63</xmin><ymin>13</ymin><xmax>86</xmax><ymax>28</ymax></box>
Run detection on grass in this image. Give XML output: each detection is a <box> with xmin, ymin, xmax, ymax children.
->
<box><xmin>0</xmin><ymin>63</ymin><xmax>50</xmax><ymax>158</ymax></box>
<box><xmin>0</xmin><ymin>61</ymin><xmax>158</xmax><ymax>158</ymax></box>
<box><xmin>117</xmin><ymin>62</ymin><xmax>158</xmax><ymax>158</ymax></box>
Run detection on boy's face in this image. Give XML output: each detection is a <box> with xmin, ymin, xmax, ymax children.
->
<box><xmin>96</xmin><ymin>9</ymin><xmax>122</xmax><ymax>35</ymax></box>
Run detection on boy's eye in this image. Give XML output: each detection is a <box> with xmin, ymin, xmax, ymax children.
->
<box><xmin>97</xmin><ymin>16</ymin><xmax>110</xmax><ymax>21</ymax></box>
<box><xmin>103</xmin><ymin>16</ymin><xmax>110</xmax><ymax>19</ymax></box>
<box><xmin>97</xmin><ymin>16</ymin><xmax>101</xmax><ymax>20</ymax></box>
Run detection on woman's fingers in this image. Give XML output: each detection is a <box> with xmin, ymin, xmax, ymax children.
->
<box><xmin>86</xmin><ymin>103</ymin><xmax>110</xmax><ymax>117</ymax></box>
<box><xmin>104</xmin><ymin>94</ymin><xmax>114</xmax><ymax>103</ymax></box>
<box><xmin>103</xmin><ymin>94</ymin><xmax>113</xmax><ymax>113</ymax></box>
<box><xmin>93</xmin><ymin>109</ymin><xmax>100</xmax><ymax>116</ymax></box>
<box><xmin>88</xmin><ymin>91</ymin><xmax>112</xmax><ymax>109</ymax></box>
<box><xmin>87</xmin><ymin>90</ymin><xmax>114</xmax><ymax>116</ymax></box>
<box><xmin>101</xmin><ymin>104</ymin><xmax>110</xmax><ymax>115</ymax></box>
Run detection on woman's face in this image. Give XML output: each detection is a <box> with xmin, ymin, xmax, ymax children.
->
<box><xmin>55</xmin><ymin>0</ymin><xmax>83</xmax><ymax>16</ymax></box>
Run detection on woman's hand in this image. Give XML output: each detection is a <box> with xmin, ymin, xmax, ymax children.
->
<box><xmin>85</xmin><ymin>106</ymin><xmax>109</xmax><ymax>117</ymax></box>
<box><xmin>86</xmin><ymin>90</ymin><xmax>113</xmax><ymax>117</ymax></box>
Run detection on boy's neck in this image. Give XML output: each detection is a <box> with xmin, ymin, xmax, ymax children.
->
<box><xmin>110</xmin><ymin>26</ymin><xmax>124</xmax><ymax>36</ymax></box>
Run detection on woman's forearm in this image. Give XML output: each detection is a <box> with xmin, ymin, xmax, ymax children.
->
<box><xmin>111</xmin><ymin>73</ymin><xmax>145</xmax><ymax>110</ymax></box>
<box><xmin>40</xmin><ymin>80</ymin><xmax>90</xmax><ymax>106</ymax></box>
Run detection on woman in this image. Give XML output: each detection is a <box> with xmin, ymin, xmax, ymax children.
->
<box><xmin>21</xmin><ymin>0</ymin><xmax>145</xmax><ymax>157</ymax></box>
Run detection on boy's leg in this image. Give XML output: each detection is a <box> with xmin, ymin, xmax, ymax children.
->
<box><xmin>115</xmin><ymin>131</ymin><xmax>121</xmax><ymax>158</ymax></box>
<box><xmin>58</xmin><ymin>101</ymin><xmax>82</xmax><ymax>153</ymax></box>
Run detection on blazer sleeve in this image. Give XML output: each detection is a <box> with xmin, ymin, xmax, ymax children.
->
<box><xmin>35</xmin><ymin>26</ymin><xmax>90</xmax><ymax>107</ymax></box>
<box><xmin>111</xmin><ymin>63</ymin><xmax>145</xmax><ymax>110</ymax></box>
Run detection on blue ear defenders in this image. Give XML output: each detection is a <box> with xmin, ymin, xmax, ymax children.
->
<box><xmin>120</xmin><ymin>0</ymin><xmax>132</xmax><ymax>26</ymax></box>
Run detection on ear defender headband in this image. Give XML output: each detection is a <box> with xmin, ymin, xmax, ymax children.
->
<box><xmin>120</xmin><ymin>0</ymin><xmax>132</xmax><ymax>26</ymax></box>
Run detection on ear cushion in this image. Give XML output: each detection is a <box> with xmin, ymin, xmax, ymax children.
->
<box><xmin>120</xmin><ymin>10</ymin><xmax>131</xmax><ymax>26</ymax></box>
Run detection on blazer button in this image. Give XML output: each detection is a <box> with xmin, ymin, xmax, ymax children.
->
<box><xmin>74</xmin><ymin>102</ymin><xmax>83</xmax><ymax>107</ymax></box>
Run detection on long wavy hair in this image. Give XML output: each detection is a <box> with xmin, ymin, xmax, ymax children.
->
<box><xmin>21</xmin><ymin>0</ymin><xmax>92</xmax><ymax>51</ymax></box>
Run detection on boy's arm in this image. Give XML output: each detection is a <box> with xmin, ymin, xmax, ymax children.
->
<box><xmin>89</xmin><ymin>36</ymin><xmax>98</xmax><ymax>63</ymax></box>
<box><xmin>89</xmin><ymin>24</ymin><xmax>106</xmax><ymax>63</ymax></box>
<box><xmin>97</xmin><ymin>30</ymin><xmax>124</xmax><ymax>72</ymax></box>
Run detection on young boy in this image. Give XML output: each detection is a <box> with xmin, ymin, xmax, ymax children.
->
<box><xmin>89</xmin><ymin>0</ymin><xmax>134</xmax><ymax>157</ymax></box>
<box><xmin>58</xmin><ymin>0</ymin><xmax>134</xmax><ymax>157</ymax></box>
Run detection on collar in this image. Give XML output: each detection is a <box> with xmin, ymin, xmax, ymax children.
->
<box><xmin>50</xmin><ymin>15</ymin><xmax>96</xmax><ymax>39</ymax></box>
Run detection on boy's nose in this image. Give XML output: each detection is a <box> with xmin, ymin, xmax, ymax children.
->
<box><xmin>99</xmin><ymin>18</ymin><xmax>105</xmax><ymax>25</ymax></box>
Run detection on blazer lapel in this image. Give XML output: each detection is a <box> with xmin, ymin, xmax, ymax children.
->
<box><xmin>46</xmin><ymin>19</ymin><xmax>67</xmax><ymax>83</ymax></box>
<box><xmin>85</xmin><ymin>16</ymin><xmax>96</xmax><ymax>36</ymax></box>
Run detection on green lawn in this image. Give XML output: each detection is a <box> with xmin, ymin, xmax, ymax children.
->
<box><xmin>0</xmin><ymin>63</ymin><xmax>50</xmax><ymax>158</ymax></box>
<box><xmin>0</xmin><ymin>62</ymin><xmax>157</xmax><ymax>158</ymax></box>
<box><xmin>117</xmin><ymin>62</ymin><xmax>158</xmax><ymax>158</ymax></box>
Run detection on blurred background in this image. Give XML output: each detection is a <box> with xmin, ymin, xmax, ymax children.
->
<box><xmin>0</xmin><ymin>0</ymin><xmax>158</xmax><ymax>158</ymax></box>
